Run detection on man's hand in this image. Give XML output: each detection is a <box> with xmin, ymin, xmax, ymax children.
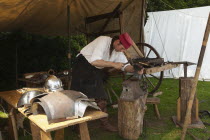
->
<box><xmin>137</xmin><ymin>68</ymin><xmax>144</xmax><ymax>75</ymax></box>
<box><xmin>123</xmin><ymin>64</ymin><xmax>144</xmax><ymax>74</ymax></box>
<box><xmin>113</xmin><ymin>62</ymin><xmax>124</xmax><ymax>70</ymax></box>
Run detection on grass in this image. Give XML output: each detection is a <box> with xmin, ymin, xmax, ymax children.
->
<box><xmin>0</xmin><ymin>78</ymin><xmax>210</xmax><ymax>140</ymax></box>
<box><xmin>144</xmin><ymin>78</ymin><xmax>210</xmax><ymax>140</ymax></box>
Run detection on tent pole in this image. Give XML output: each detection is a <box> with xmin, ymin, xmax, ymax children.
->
<box><xmin>15</xmin><ymin>44</ymin><xmax>18</xmax><ymax>89</ymax></box>
<box><xmin>139</xmin><ymin>0</ymin><xmax>145</xmax><ymax>43</ymax></box>
<box><xmin>67</xmin><ymin>0</ymin><xmax>71</xmax><ymax>89</ymax></box>
<box><xmin>181</xmin><ymin>13</ymin><xmax>210</xmax><ymax>140</ymax></box>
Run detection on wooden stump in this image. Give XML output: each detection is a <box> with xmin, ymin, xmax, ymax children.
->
<box><xmin>118</xmin><ymin>80</ymin><xmax>148</xmax><ymax>140</ymax></box>
<box><xmin>177</xmin><ymin>77</ymin><xmax>199</xmax><ymax>124</ymax></box>
<box><xmin>173</xmin><ymin>72</ymin><xmax>205</xmax><ymax>129</ymax></box>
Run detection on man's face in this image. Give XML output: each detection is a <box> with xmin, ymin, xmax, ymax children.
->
<box><xmin>113</xmin><ymin>39</ymin><xmax>126</xmax><ymax>52</ymax></box>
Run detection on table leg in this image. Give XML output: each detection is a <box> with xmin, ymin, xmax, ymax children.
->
<box><xmin>79</xmin><ymin>122</ymin><xmax>90</xmax><ymax>140</ymax></box>
<box><xmin>40</xmin><ymin>130</ymin><xmax>52</xmax><ymax>140</ymax></box>
<box><xmin>54</xmin><ymin>129</ymin><xmax>64</xmax><ymax>140</ymax></box>
<box><xmin>30</xmin><ymin>121</ymin><xmax>41</xmax><ymax>140</ymax></box>
<box><xmin>8</xmin><ymin>105</ymin><xmax>18</xmax><ymax>140</ymax></box>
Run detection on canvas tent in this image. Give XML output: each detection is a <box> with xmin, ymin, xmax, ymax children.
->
<box><xmin>145</xmin><ymin>6</ymin><xmax>210</xmax><ymax>80</ymax></box>
<box><xmin>0</xmin><ymin>0</ymin><xmax>145</xmax><ymax>43</ymax></box>
<box><xmin>0</xmin><ymin>0</ymin><xmax>148</xmax><ymax>60</ymax></box>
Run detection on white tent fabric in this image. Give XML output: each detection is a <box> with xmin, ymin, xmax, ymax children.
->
<box><xmin>145</xmin><ymin>6</ymin><xmax>210</xmax><ymax>80</ymax></box>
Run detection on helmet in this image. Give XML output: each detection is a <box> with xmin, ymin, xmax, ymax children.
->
<box><xmin>44</xmin><ymin>75</ymin><xmax>63</xmax><ymax>92</ymax></box>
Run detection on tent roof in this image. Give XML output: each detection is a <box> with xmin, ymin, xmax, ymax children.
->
<box><xmin>0</xmin><ymin>0</ymin><xmax>133</xmax><ymax>36</ymax></box>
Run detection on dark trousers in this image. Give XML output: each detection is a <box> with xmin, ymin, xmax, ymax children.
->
<box><xmin>70</xmin><ymin>54</ymin><xmax>108</xmax><ymax>99</ymax></box>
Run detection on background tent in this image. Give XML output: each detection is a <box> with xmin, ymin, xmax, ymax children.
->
<box><xmin>145</xmin><ymin>6</ymin><xmax>210</xmax><ymax>80</ymax></box>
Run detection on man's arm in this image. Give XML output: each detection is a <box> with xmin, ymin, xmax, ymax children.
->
<box><xmin>91</xmin><ymin>60</ymin><xmax>124</xmax><ymax>70</ymax></box>
<box><xmin>124</xmin><ymin>65</ymin><xmax>144</xmax><ymax>74</ymax></box>
<box><xmin>91</xmin><ymin>60</ymin><xmax>144</xmax><ymax>74</ymax></box>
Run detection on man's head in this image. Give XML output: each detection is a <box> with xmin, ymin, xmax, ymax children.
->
<box><xmin>112</xmin><ymin>33</ymin><xmax>132</xmax><ymax>52</ymax></box>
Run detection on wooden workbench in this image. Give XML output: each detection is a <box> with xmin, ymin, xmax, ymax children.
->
<box><xmin>0</xmin><ymin>90</ymin><xmax>108</xmax><ymax>140</ymax></box>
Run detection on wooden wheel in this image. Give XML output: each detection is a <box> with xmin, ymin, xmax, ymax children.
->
<box><xmin>137</xmin><ymin>43</ymin><xmax>164</xmax><ymax>95</ymax></box>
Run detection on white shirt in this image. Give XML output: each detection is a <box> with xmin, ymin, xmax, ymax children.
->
<box><xmin>80</xmin><ymin>36</ymin><xmax>128</xmax><ymax>69</ymax></box>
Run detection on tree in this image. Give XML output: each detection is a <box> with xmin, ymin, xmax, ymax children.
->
<box><xmin>147</xmin><ymin>0</ymin><xmax>210</xmax><ymax>12</ymax></box>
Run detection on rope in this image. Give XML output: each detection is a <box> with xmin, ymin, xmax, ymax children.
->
<box><xmin>151</xmin><ymin>12</ymin><xmax>175</xmax><ymax>78</ymax></box>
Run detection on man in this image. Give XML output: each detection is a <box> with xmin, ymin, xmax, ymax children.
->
<box><xmin>71</xmin><ymin>33</ymin><xmax>143</xmax><ymax>132</ymax></box>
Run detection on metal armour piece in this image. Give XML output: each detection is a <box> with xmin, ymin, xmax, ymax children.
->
<box><xmin>31</xmin><ymin>90</ymin><xmax>100</xmax><ymax>123</ymax></box>
<box><xmin>44</xmin><ymin>75</ymin><xmax>63</xmax><ymax>92</ymax></box>
<box><xmin>75</xmin><ymin>98</ymin><xmax>100</xmax><ymax>118</ymax></box>
<box><xmin>17</xmin><ymin>90</ymin><xmax>46</xmax><ymax>108</ymax></box>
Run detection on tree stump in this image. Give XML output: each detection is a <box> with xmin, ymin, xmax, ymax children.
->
<box><xmin>118</xmin><ymin>80</ymin><xmax>148</xmax><ymax>140</ymax></box>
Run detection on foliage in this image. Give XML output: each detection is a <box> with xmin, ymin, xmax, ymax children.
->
<box><xmin>147</xmin><ymin>0</ymin><xmax>210</xmax><ymax>12</ymax></box>
<box><xmin>0</xmin><ymin>111</ymin><xmax>8</xmax><ymax>118</ymax></box>
<box><xmin>0</xmin><ymin>31</ymin><xmax>87</xmax><ymax>90</ymax></box>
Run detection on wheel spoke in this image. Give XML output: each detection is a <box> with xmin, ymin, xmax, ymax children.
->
<box><xmin>146</xmin><ymin>49</ymin><xmax>152</xmax><ymax>58</ymax></box>
<box><xmin>136</xmin><ymin>43</ymin><xmax>164</xmax><ymax>95</ymax></box>
<box><xmin>143</xmin><ymin>74</ymin><xmax>155</xmax><ymax>88</ymax></box>
<box><xmin>126</xmin><ymin>75</ymin><xmax>134</xmax><ymax>80</ymax></box>
<box><xmin>149</xmin><ymin>74</ymin><xmax>160</xmax><ymax>80</ymax></box>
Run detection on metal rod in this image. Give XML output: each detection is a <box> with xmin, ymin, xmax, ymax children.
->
<box><xmin>181</xmin><ymin>13</ymin><xmax>210</xmax><ymax>140</ymax></box>
<box><xmin>184</xmin><ymin>64</ymin><xmax>187</xmax><ymax>78</ymax></box>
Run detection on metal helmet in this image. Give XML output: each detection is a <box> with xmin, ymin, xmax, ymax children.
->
<box><xmin>44</xmin><ymin>75</ymin><xmax>63</xmax><ymax>92</ymax></box>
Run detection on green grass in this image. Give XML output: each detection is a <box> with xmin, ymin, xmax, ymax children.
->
<box><xmin>144</xmin><ymin>78</ymin><xmax>210</xmax><ymax>140</ymax></box>
<box><xmin>1</xmin><ymin>78</ymin><xmax>210</xmax><ymax>140</ymax></box>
